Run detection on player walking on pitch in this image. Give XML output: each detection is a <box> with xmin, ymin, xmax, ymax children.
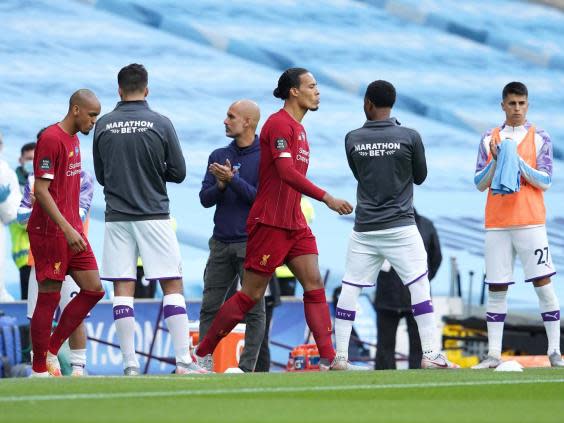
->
<box><xmin>473</xmin><ymin>82</ymin><xmax>563</xmax><ymax>369</ymax></box>
<box><xmin>334</xmin><ymin>80</ymin><xmax>459</xmax><ymax>369</ymax></box>
<box><xmin>195</xmin><ymin>67</ymin><xmax>353</xmax><ymax>370</ymax></box>
<box><xmin>28</xmin><ymin>89</ymin><xmax>105</xmax><ymax>377</ymax></box>
<box><xmin>93</xmin><ymin>64</ymin><xmax>207</xmax><ymax>375</ymax></box>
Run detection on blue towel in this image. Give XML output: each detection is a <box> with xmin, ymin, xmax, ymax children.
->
<box><xmin>491</xmin><ymin>139</ymin><xmax>520</xmax><ymax>195</ymax></box>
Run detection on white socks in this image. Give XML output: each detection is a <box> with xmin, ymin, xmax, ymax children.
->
<box><xmin>163</xmin><ymin>293</ymin><xmax>193</xmax><ymax>366</ymax></box>
<box><xmin>113</xmin><ymin>296</ymin><xmax>139</xmax><ymax>369</ymax></box>
<box><xmin>485</xmin><ymin>290</ymin><xmax>508</xmax><ymax>359</ymax></box>
<box><xmin>408</xmin><ymin>276</ymin><xmax>437</xmax><ymax>355</ymax></box>
<box><xmin>334</xmin><ymin>283</ymin><xmax>362</xmax><ymax>360</ymax></box>
<box><xmin>69</xmin><ymin>348</ymin><xmax>87</xmax><ymax>368</ymax></box>
<box><xmin>535</xmin><ymin>284</ymin><xmax>561</xmax><ymax>355</ymax></box>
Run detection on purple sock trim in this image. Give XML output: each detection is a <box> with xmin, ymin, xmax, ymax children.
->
<box><xmin>404</xmin><ymin>270</ymin><xmax>429</xmax><ymax>287</ymax></box>
<box><xmin>411</xmin><ymin>300</ymin><xmax>434</xmax><ymax>316</ymax></box>
<box><xmin>486</xmin><ymin>312</ymin><xmax>507</xmax><ymax>322</ymax></box>
<box><xmin>484</xmin><ymin>280</ymin><xmax>515</xmax><ymax>286</ymax></box>
<box><xmin>342</xmin><ymin>280</ymin><xmax>374</xmax><ymax>288</ymax></box>
<box><xmin>163</xmin><ymin>304</ymin><xmax>187</xmax><ymax>319</ymax></box>
<box><xmin>525</xmin><ymin>272</ymin><xmax>556</xmax><ymax>283</ymax></box>
<box><xmin>146</xmin><ymin>276</ymin><xmax>182</xmax><ymax>281</ymax></box>
<box><xmin>113</xmin><ymin>305</ymin><xmax>134</xmax><ymax>320</ymax></box>
<box><xmin>335</xmin><ymin>307</ymin><xmax>356</xmax><ymax>321</ymax></box>
<box><xmin>541</xmin><ymin>310</ymin><xmax>560</xmax><ymax>322</ymax></box>
<box><xmin>102</xmin><ymin>277</ymin><xmax>136</xmax><ymax>282</ymax></box>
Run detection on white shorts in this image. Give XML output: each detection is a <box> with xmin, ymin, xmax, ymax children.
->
<box><xmin>27</xmin><ymin>267</ymin><xmax>81</xmax><ymax>319</ymax></box>
<box><xmin>342</xmin><ymin>225</ymin><xmax>428</xmax><ymax>287</ymax></box>
<box><xmin>485</xmin><ymin>226</ymin><xmax>556</xmax><ymax>285</ymax></box>
<box><xmin>101</xmin><ymin>219</ymin><xmax>182</xmax><ymax>281</ymax></box>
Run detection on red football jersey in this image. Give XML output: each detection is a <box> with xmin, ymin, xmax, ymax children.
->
<box><xmin>248</xmin><ymin>109</ymin><xmax>312</xmax><ymax>230</ymax></box>
<box><xmin>28</xmin><ymin>124</ymin><xmax>83</xmax><ymax>237</ymax></box>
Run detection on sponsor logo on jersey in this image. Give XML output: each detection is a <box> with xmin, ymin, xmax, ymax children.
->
<box><xmin>66</xmin><ymin>161</ymin><xmax>81</xmax><ymax>177</ymax></box>
<box><xmin>39</xmin><ymin>158</ymin><xmax>52</xmax><ymax>170</ymax></box>
<box><xmin>106</xmin><ymin>120</ymin><xmax>154</xmax><ymax>134</ymax></box>
<box><xmin>296</xmin><ymin>147</ymin><xmax>310</xmax><ymax>164</ymax></box>
<box><xmin>275</xmin><ymin>138</ymin><xmax>288</xmax><ymax>150</ymax></box>
<box><xmin>260</xmin><ymin>254</ymin><xmax>271</xmax><ymax>266</ymax></box>
<box><xmin>354</xmin><ymin>141</ymin><xmax>401</xmax><ymax>157</ymax></box>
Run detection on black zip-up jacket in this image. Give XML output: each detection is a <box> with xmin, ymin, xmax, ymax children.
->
<box><xmin>93</xmin><ymin>100</ymin><xmax>186</xmax><ymax>221</ymax></box>
<box><xmin>345</xmin><ymin>117</ymin><xmax>427</xmax><ymax>232</ymax></box>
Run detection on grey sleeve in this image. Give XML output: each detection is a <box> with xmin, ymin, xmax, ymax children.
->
<box><xmin>412</xmin><ymin>131</ymin><xmax>427</xmax><ymax>185</ymax></box>
<box><xmin>163</xmin><ymin>118</ymin><xmax>187</xmax><ymax>183</ymax></box>
<box><xmin>93</xmin><ymin>122</ymin><xmax>104</xmax><ymax>186</ymax></box>
<box><xmin>345</xmin><ymin>134</ymin><xmax>359</xmax><ymax>181</ymax></box>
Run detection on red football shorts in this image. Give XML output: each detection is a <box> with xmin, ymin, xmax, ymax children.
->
<box><xmin>29</xmin><ymin>233</ymin><xmax>98</xmax><ymax>282</ymax></box>
<box><xmin>244</xmin><ymin>222</ymin><xmax>318</xmax><ymax>275</ymax></box>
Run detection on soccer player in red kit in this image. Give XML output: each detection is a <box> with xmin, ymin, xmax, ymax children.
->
<box><xmin>28</xmin><ymin>89</ymin><xmax>105</xmax><ymax>377</ymax></box>
<box><xmin>196</xmin><ymin>68</ymin><xmax>353</xmax><ymax>370</ymax></box>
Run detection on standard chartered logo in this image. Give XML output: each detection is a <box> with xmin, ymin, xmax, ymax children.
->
<box><xmin>106</xmin><ymin>120</ymin><xmax>154</xmax><ymax>134</ymax></box>
<box><xmin>355</xmin><ymin>141</ymin><xmax>401</xmax><ymax>157</ymax></box>
<box><xmin>66</xmin><ymin>161</ymin><xmax>81</xmax><ymax>177</ymax></box>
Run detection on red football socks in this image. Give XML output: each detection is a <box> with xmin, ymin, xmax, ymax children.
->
<box><xmin>197</xmin><ymin>291</ymin><xmax>256</xmax><ymax>357</ymax></box>
<box><xmin>31</xmin><ymin>291</ymin><xmax>61</xmax><ymax>373</ymax></box>
<box><xmin>48</xmin><ymin>289</ymin><xmax>104</xmax><ymax>356</ymax></box>
<box><xmin>303</xmin><ymin>288</ymin><xmax>336</xmax><ymax>362</ymax></box>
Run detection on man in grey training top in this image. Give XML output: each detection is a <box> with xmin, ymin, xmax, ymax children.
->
<box><xmin>333</xmin><ymin>80</ymin><xmax>458</xmax><ymax>369</ymax></box>
<box><xmin>93</xmin><ymin>63</ymin><xmax>207</xmax><ymax>375</ymax></box>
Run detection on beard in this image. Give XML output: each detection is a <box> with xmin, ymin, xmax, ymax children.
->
<box><xmin>80</xmin><ymin>129</ymin><xmax>91</xmax><ymax>135</ymax></box>
<box><xmin>309</xmin><ymin>106</ymin><xmax>319</xmax><ymax>112</ymax></box>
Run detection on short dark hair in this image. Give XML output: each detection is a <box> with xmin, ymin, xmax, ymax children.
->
<box><xmin>20</xmin><ymin>142</ymin><xmax>36</xmax><ymax>156</ymax></box>
<box><xmin>118</xmin><ymin>63</ymin><xmax>148</xmax><ymax>94</ymax></box>
<box><xmin>365</xmin><ymin>80</ymin><xmax>396</xmax><ymax>108</ymax></box>
<box><xmin>273</xmin><ymin>68</ymin><xmax>309</xmax><ymax>99</ymax></box>
<box><xmin>502</xmin><ymin>81</ymin><xmax>528</xmax><ymax>99</ymax></box>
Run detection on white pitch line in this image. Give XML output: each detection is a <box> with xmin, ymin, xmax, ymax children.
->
<box><xmin>1</xmin><ymin>378</ymin><xmax>564</xmax><ymax>403</ymax></box>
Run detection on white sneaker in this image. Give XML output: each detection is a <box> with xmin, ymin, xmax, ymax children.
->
<box><xmin>175</xmin><ymin>361</ymin><xmax>210</xmax><ymax>375</ymax></box>
<box><xmin>421</xmin><ymin>353</ymin><xmax>460</xmax><ymax>369</ymax></box>
<box><xmin>193</xmin><ymin>346</ymin><xmax>214</xmax><ymax>372</ymax></box>
<box><xmin>548</xmin><ymin>351</ymin><xmax>564</xmax><ymax>368</ymax></box>
<box><xmin>123</xmin><ymin>366</ymin><xmax>140</xmax><ymax>376</ymax></box>
<box><xmin>46</xmin><ymin>352</ymin><xmax>62</xmax><ymax>377</ymax></box>
<box><xmin>30</xmin><ymin>370</ymin><xmax>50</xmax><ymax>378</ymax></box>
<box><xmin>472</xmin><ymin>355</ymin><xmax>502</xmax><ymax>369</ymax></box>
<box><xmin>330</xmin><ymin>355</ymin><xmax>370</xmax><ymax>371</ymax></box>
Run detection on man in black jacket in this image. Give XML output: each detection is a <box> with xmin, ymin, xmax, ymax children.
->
<box><xmin>375</xmin><ymin>210</ymin><xmax>442</xmax><ymax>369</ymax></box>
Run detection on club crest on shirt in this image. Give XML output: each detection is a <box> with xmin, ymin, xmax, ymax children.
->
<box><xmin>53</xmin><ymin>261</ymin><xmax>62</xmax><ymax>275</ymax></box>
<box><xmin>260</xmin><ymin>254</ymin><xmax>271</xmax><ymax>266</ymax></box>
<box><xmin>39</xmin><ymin>158</ymin><xmax>52</xmax><ymax>170</ymax></box>
<box><xmin>275</xmin><ymin>138</ymin><xmax>288</xmax><ymax>150</ymax></box>
<box><xmin>68</xmin><ymin>150</ymin><xmax>74</xmax><ymax>158</ymax></box>
<box><xmin>298</xmin><ymin>131</ymin><xmax>306</xmax><ymax>142</ymax></box>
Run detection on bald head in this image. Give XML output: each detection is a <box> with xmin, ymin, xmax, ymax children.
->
<box><xmin>64</xmin><ymin>88</ymin><xmax>101</xmax><ymax>136</ymax></box>
<box><xmin>231</xmin><ymin>99</ymin><xmax>260</xmax><ymax>129</ymax></box>
<box><xmin>69</xmin><ymin>89</ymin><xmax>99</xmax><ymax>111</ymax></box>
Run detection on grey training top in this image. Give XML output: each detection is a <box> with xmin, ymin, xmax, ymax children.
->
<box><xmin>93</xmin><ymin>100</ymin><xmax>186</xmax><ymax>222</ymax></box>
<box><xmin>345</xmin><ymin>118</ymin><xmax>427</xmax><ymax>232</ymax></box>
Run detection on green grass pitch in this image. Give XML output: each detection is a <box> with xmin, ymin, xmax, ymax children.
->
<box><xmin>1</xmin><ymin>369</ymin><xmax>563</xmax><ymax>423</ymax></box>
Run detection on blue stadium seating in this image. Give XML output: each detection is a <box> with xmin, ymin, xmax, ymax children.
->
<box><xmin>1</xmin><ymin>0</ymin><xmax>563</xmax><ymax>308</ymax></box>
